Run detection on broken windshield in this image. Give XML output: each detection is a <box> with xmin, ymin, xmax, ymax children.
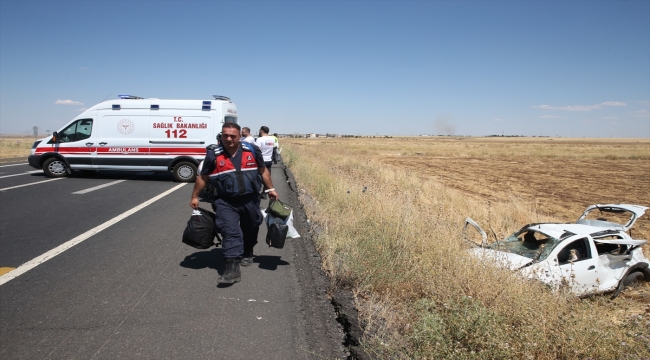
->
<box><xmin>486</xmin><ymin>228</ymin><xmax>560</xmax><ymax>261</ymax></box>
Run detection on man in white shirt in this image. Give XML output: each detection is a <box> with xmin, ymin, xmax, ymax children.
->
<box><xmin>271</xmin><ymin>133</ymin><xmax>280</xmax><ymax>164</ymax></box>
<box><xmin>255</xmin><ymin>126</ymin><xmax>275</xmax><ymax>173</ymax></box>
<box><xmin>255</xmin><ymin>126</ymin><xmax>276</xmax><ymax>199</ymax></box>
<box><xmin>241</xmin><ymin>127</ymin><xmax>255</xmax><ymax>144</ymax></box>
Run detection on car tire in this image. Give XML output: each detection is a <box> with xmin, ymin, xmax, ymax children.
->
<box><xmin>172</xmin><ymin>161</ymin><xmax>197</xmax><ymax>182</ymax></box>
<box><xmin>623</xmin><ymin>271</ymin><xmax>644</xmax><ymax>288</ymax></box>
<box><xmin>42</xmin><ymin>158</ymin><xmax>69</xmax><ymax>178</ymax></box>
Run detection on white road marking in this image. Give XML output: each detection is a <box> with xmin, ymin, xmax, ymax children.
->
<box><xmin>0</xmin><ymin>170</ymin><xmax>42</xmax><ymax>179</ymax></box>
<box><xmin>72</xmin><ymin>180</ymin><xmax>127</xmax><ymax>194</ymax></box>
<box><xmin>0</xmin><ymin>163</ymin><xmax>29</xmax><ymax>168</ymax></box>
<box><xmin>0</xmin><ymin>183</ymin><xmax>187</xmax><ymax>286</ymax></box>
<box><xmin>0</xmin><ymin>178</ymin><xmax>64</xmax><ymax>191</ymax></box>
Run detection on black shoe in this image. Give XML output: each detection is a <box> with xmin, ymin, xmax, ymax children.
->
<box><xmin>218</xmin><ymin>258</ymin><xmax>241</xmax><ymax>284</ymax></box>
<box><xmin>241</xmin><ymin>247</ymin><xmax>254</xmax><ymax>267</ymax></box>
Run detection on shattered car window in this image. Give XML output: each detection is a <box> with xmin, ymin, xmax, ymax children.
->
<box><xmin>486</xmin><ymin>229</ymin><xmax>560</xmax><ymax>261</ymax></box>
<box><xmin>595</xmin><ymin>240</ymin><xmax>623</xmax><ymax>255</ymax></box>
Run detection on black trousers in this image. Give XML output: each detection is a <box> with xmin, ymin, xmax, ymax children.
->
<box><xmin>213</xmin><ymin>194</ymin><xmax>263</xmax><ymax>258</ymax></box>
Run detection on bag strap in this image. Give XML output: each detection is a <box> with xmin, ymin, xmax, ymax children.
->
<box><xmin>231</xmin><ymin>144</ymin><xmax>247</xmax><ymax>196</ymax></box>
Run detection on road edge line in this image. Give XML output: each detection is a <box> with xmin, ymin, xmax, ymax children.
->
<box><xmin>0</xmin><ymin>183</ymin><xmax>187</xmax><ymax>286</ymax></box>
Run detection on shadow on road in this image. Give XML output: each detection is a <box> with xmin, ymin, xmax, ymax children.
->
<box><xmin>179</xmin><ymin>249</ymin><xmax>290</xmax><ymax>272</ymax></box>
<box><xmin>180</xmin><ymin>248</ymin><xmax>224</xmax><ymax>272</ymax></box>
<box><xmin>254</xmin><ymin>255</ymin><xmax>290</xmax><ymax>270</ymax></box>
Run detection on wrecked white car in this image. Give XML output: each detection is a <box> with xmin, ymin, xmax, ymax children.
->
<box><xmin>465</xmin><ymin>204</ymin><xmax>650</xmax><ymax>298</ymax></box>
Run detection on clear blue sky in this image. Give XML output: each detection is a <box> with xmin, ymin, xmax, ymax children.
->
<box><xmin>1</xmin><ymin>0</ymin><xmax>648</xmax><ymax>137</ymax></box>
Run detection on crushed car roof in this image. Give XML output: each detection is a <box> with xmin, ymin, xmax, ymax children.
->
<box><xmin>522</xmin><ymin>222</ymin><xmax>648</xmax><ymax>243</ymax></box>
<box><xmin>525</xmin><ymin>223</ymin><xmax>604</xmax><ymax>240</ymax></box>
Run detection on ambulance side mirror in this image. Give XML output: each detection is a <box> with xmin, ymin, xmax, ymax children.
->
<box><xmin>51</xmin><ymin>131</ymin><xmax>59</xmax><ymax>143</ymax></box>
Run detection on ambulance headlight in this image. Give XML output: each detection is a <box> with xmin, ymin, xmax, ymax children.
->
<box><xmin>32</xmin><ymin>140</ymin><xmax>41</xmax><ymax>149</ymax></box>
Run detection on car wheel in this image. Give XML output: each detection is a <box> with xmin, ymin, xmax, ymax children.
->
<box><xmin>42</xmin><ymin>158</ymin><xmax>69</xmax><ymax>178</ymax></box>
<box><xmin>623</xmin><ymin>271</ymin><xmax>644</xmax><ymax>288</ymax></box>
<box><xmin>172</xmin><ymin>161</ymin><xmax>197</xmax><ymax>182</ymax></box>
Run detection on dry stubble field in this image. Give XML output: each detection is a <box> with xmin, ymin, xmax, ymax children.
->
<box><xmin>283</xmin><ymin>136</ymin><xmax>650</xmax><ymax>359</ymax></box>
<box><xmin>0</xmin><ymin>136</ymin><xmax>36</xmax><ymax>159</ymax></box>
<box><xmin>379</xmin><ymin>137</ymin><xmax>649</xmax><ymax>241</ymax></box>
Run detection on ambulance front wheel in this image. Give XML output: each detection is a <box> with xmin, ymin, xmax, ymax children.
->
<box><xmin>172</xmin><ymin>161</ymin><xmax>198</xmax><ymax>182</ymax></box>
<box><xmin>42</xmin><ymin>158</ymin><xmax>69</xmax><ymax>178</ymax></box>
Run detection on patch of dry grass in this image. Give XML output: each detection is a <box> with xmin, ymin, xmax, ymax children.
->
<box><xmin>283</xmin><ymin>137</ymin><xmax>650</xmax><ymax>359</ymax></box>
<box><xmin>0</xmin><ymin>136</ymin><xmax>36</xmax><ymax>158</ymax></box>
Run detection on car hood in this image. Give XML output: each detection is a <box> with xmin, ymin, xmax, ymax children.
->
<box><xmin>469</xmin><ymin>248</ymin><xmax>533</xmax><ymax>270</ymax></box>
<box><xmin>577</xmin><ymin>204</ymin><xmax>648</xmax><ymax>231</ymax></box>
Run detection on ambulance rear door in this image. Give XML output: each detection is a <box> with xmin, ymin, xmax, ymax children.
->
<box><xmin>97</xmin><ymin>105</ymin><xmax>150</xmax><ymax>170</ymax></box>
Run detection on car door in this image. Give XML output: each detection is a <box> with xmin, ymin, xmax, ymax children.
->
<box><xmin>52</xmin><ymin>118</ymin><xmax>97</xmax><ymax>169</ymax></box>
<box><xmin>462</xmin><ymin>217</ymin><xmax>488</xmax><ymax>246</ymax></box>
<box><xmin>548</xmin><ymin>235</ymin><xmax>599</xmax><ymax>295</ymax></box>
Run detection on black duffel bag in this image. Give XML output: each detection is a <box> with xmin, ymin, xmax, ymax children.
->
<box><xmin>266</xmin><ymin>223</ymin><xmax>289</xmax><ymax>249</ymax></box>
<box><xmin>182</xmin><ymin>208</ymin><xmax>217</xmax><ymax>249</ymax></box>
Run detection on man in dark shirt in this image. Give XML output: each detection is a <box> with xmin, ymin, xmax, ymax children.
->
<box><xmin>190</xmin><ymin>123</ymin><xmax>278</xmax><ymax>284</ymax></box>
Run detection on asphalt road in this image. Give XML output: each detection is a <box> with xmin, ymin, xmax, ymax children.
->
<box><xmin>0</xmin><ymin>159</ymin><xmax>346</xmax><ymax>360</ymax></box>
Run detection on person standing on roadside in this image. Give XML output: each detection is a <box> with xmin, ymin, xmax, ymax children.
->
<box><xmin>241</xmin><ymin>127</ymin><xmax>255</xmax><ymax>144</ymax></box>
<box><xmin>190</xmin><ymin>123</ymin><xmax>279</xmax><ymax>285</ymax></box>
<box><xmin>255</xmin><ymin>126</ymin><xmax>276</xmax><ymax>199</ymax></box>
<box><xmin>271</xmin><ymin>133</ymin><xmax>280</xmax><ymax>164</ymax></box>
<box><xmin>255</xmin><ymin>126</ymin><xmax>275</xmax><ymax>173</ymax></box>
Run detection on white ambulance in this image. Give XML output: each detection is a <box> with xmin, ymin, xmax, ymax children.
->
<box><xmin>28</xmin><ymin>95</ymin><xmax>237</xmax><ymax>182</ymax></box>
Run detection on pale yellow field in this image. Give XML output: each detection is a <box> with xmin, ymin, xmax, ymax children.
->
<box><xmin>290</xmin><ymin>137</ymin><xmax>650</xmax><ymax>240</ymax></box>
<box><xmin>282</xmin><ymin>136</ymin><xmax>650</xmax><ymax>359</ymax></box>
<box><xmin>364</xmin><ymin>137</ymin><xmax>649</xmax><ymax>240</ymax></box>
<box><xmin>0</xmin><ymin>136</ymin><xmax>37</xmax><ymax>159</ymax></box>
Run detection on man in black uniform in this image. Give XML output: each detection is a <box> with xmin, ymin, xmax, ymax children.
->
<box><xmin>190</xmin><ymin>123</ymin><xmax>279</xmax><ymax>284</ymax></box>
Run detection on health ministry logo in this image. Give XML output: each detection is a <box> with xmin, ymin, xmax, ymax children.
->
<box><xmin>117</xmin><ymin>119</ymin><xmax>135</xmax><ymax>135</ymax></box>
